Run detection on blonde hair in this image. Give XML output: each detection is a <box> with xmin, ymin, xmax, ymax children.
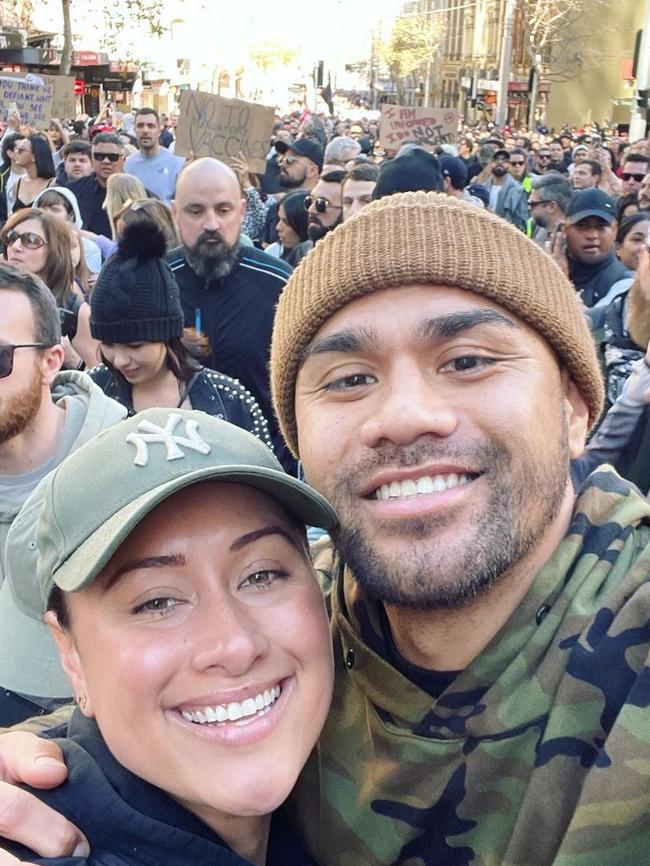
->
<box><xmin>103</xmin><ymin>173</ymin><xmax>147</xmax><ymax>239</ymax></box>
<box><xmin>117</xmin><ymin>198</ymin><xmax>179</xmax><ymax>250</ymax></box>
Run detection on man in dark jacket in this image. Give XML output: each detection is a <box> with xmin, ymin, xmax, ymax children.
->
<box><xmin>565</xmin><ymin>189</ymin><xmax>634</xmax><ymax>319</ymax></box>
<box><xmin>167</xmin><ymin>157</ymin><xmax>294</xmax><ymax>472</ymax></box>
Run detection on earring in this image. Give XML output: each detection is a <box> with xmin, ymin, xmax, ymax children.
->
<box><xmin>76</xmin><ymin>694</ymin><xmax>87</xmax><ymax>710</ymax></box>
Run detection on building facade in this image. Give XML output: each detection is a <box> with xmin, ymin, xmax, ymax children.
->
<box><xmin>400</xmin><ymin>0</ymin><xmax>643</xmax><ymax>130</ymax></box>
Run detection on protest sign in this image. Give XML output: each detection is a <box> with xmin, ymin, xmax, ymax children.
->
<box><xmin>175</xmin><ymin>91</ymin><xmax>275</xmax><ymax>174</ymax></box>
<box><xmin>0</xmin><ymin>72</ymin><xmax>75</xmax><ymax>128</ymax></box>
<box><xmin>379</xmin><ymin>105</ymin><xmax>459</xmax><ymax>151</ymax></box>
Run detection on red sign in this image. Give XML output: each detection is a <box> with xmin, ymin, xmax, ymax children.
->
<box><xmin>74</xmin><ymin>78</ymin><xmax>84</xmax><ymax>96</ymax></box>
<box><xmin>73</xmin><ymin>51</ymin><xmax>104</xmax><ymax>66</ymax></box>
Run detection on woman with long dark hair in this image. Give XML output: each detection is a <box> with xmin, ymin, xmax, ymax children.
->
<box><xmin>11</xmin><ymin>135</ymin><xmax>56</xmax><ymax>211</ymax></box>
<box><xmin>266</xmin><ymin>191</ymin><xmax>310</xmax><ymax>266</ymax></box>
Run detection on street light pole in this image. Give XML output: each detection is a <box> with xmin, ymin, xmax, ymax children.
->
<box><xmin>630</xmin><ymin>0</ymin><xmax>650</xmax><ymax>140</ymax></box>
<box><xmin>496</xmin><ymin>0</ymin><xmax>516</xmax><ymax>128</ymax></box>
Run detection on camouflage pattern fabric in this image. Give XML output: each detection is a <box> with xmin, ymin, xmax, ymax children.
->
<box><xmin>291</xmin><ymin>468</ymin><xmax>650</xmax><ymax>865</ymax></box>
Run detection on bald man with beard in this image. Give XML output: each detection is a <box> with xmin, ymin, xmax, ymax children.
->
<box><xmin>167</xmin><ymin>158</ymin><xmax>295</xmax><ymax>472</ymax></box>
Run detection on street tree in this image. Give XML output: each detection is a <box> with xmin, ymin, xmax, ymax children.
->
<box><xmin>249</xmin><ymin>39</ymin><xmax>299</xmax><ymax>74</ymax></box>
<box><xmin>377</xmin><ymin>13</ymin><xmax>446</xmax><ymax>106</ymax></box>
<box><xmin>517</xmin><ymin>0</ymin><xmax>612</xmax><ymax>124</ymax></box>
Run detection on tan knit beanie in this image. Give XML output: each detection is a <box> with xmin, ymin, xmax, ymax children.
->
<box><xmin>271</xmin><ymin>191</ymin><xmax>604</xmax><ymax>457</ymax></box>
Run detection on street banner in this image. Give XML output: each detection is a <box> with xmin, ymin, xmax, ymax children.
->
<box><xmin>379</xmin><ymin>104</ymin><xmax>459</xmax><ymax>151</ymax></box>
<box><xmin>0</xmin><ymin>72</ymin><xmax>75</xmax><ymax>127</ymax></box>
<box><xmin>175</xmin><ymin>90</ymin><xmax>275</xmax><ymax>174</ymax></box>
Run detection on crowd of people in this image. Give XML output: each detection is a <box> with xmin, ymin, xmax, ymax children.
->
<box><xmin>0</xmin><ymin>100</ymin><xmax>649</xmax><ymax>864</ymax></box>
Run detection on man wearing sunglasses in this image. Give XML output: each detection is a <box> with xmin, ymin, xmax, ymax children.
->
<box><xmin>485</xmin><ymin>148</ymin><xmax>529</xmax><ymax>232</ymax></box>
<box><xmin>0</xmin><ymin>264</ymin><xmax>126</xmax><ymax>724</ymax></box>
<box><xmin>508</xmin><ymin>147</ymin><xmax>533</xmax><ymax>195</ymax></box>
<box><xmin>63</xmin><ymin>133</ymin><xmax>125</xmax><ymax>237</ymax></box>
<box><xmin>638</xmin><ymin>172</ymin><xmax>650</xmax><ymax>211</ymax></box>
<box><xmin>305</xmin><ymin>170</ymin><xmax>345</xmax><ymax>245</ymax></box>
<box><xmin>535</xmin><ymin>148</ymin><xmax>552</xmax><ymax>174</ymax></box>
<box><xmin>620</xmin><ymin>153</ymin><xmax>650</xmax><ymax>196</ymax></box>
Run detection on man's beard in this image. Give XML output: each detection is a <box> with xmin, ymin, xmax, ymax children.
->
<box><xmin>0</xmin><ymin>363</ymin><xmax>42</xmax><ymax>445</ymax></box>
<box><xmin>308</xmin><ymin>214</ymin><xmax>341</xmax><ymax>243</ymax></box>
<box><xmin>327</xmin><ymin>420</ymin><xmax>570</xmax><ymax>611</ymax></box>
<box><xmin>185</xmin><ymin>231</ymin><xmax>239</xmax><ymax>281</ymax></box>
<box><xmin>491</xmin><ymin>165</ymin><xmax>508</xmax><ymax>178</ymax></box>
<box><xmin>534</xmin><ymin>212</ymin><xmax>550</xmax><ymax>229</ymax></box>
<box><xmin>280</xmin><ymin>168</ymin><xmax>307</xmax><ymax>189</ymax></box>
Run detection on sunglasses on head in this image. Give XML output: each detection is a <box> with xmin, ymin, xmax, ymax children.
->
<box><xmin>93</xmin><ymin>151</ymin><xmax>121</xmax><ymax>163</ymax></box>
<box><xmin>4</xmin><ymin>230</ymin><xmax>47</xmax><ymax>249</ymax></box>
<box><xmin>0</xmin><ymin>343</ymin><xmax>48</xmax><ymax>378</ymax></box>
<box><xmin>622</xmin><ymin>172</ymin><xmax>646</xmax><ymax>183</ymax></box>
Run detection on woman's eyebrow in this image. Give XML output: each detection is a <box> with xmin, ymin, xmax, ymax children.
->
<box><xmin>230</xmin><ymin>526</ymin><xmax>301</xmax><ymax>553</ymax></box>
<box><xmin>103</xmin><ymin>554</ymin><xmax>186</xmax><ymax>591</ymax></box>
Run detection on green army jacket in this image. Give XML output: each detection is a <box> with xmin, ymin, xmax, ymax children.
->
<box><xmin>290</xmin><ymin>468</ymin><xmax>650</xmax><ymax>866</ymax></box>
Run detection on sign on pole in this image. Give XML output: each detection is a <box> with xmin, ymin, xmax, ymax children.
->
<box><xmin>175</xmin><ymin>91</ymin><xmax>275</xmax><ymax>174</ymax></box>
<box><xmin>379</xmin><ymin>105</ymin><xmax>459</xmax><ymax>151</ymax></box>
<box><xmin>0</xmin><ymin>72</ymin><xmax>75</xmax><ymax>127</ymax></box>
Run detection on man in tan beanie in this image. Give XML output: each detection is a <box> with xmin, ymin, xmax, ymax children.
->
<box><xmin>2</xmin><ymin>194</ymin><xmax>650</xmax><ymax>865</ymax></box>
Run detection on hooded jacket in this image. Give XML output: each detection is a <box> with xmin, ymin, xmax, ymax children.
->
<box><xmin>32</xmin><ymin>186</ymin><xmax>103</xmax><ymax>273</ymax></box>
<box><xmin>0</xmin><ymin>371</ymin><xmax>127</xmax><ymax>703</ymax></box>
<box><xmin>3</xmin><ymin>712</ymin><xmax>317</xmax><ymax>865</ymax></box>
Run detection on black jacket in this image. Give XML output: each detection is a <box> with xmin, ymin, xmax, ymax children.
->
<box><xmin>166</xmin><ymin>246</ymin><xmax>295</xmax><ymax>472</ymax></box>
<box><xmin>88</xmin><ymin>364</ymin><xmax>274</xmax><ymax>453</ymax></box>
<box><xmin>2</xmin><ymin>711</ymin><xmax>318</xmax><ymax>865</ymax></box>
<box><xmin>569</xmin><ymin>251</ymin><xmax>633</xmax><ymax>308</ymax></box>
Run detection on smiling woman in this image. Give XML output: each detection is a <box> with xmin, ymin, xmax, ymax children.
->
<box><xmin>1</xmin><ymin>408</ymin><xmax>337</xmax><ymax>865</ymax></box>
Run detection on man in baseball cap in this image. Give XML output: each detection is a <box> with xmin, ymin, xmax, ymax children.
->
<box><xmin>484</xmin><ymin>147</ymin><xmax>529</xmax><ymax>230</ymax></box>
<box><xmin>0</xmin><ymin>409</ymin><xmax>336</xmax><ymax>715</ymax></box>
<box><xmin>276</xmin><ymin>138</ymin><xmax>324</xmax><ymax>190</ymax></box>
<box><xmin>564</xmin><ymin>188</ymin><xmax>634</xmax><ymax>311</ymax></box>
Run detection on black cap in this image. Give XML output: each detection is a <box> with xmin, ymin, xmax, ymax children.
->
<box><xmin>492</xmin><ymin>148</ymin><xmax>510</xmax><ymax>160</ymax></box>
<box><xmin>283</xmin><ymin>138</ymin><xmax>324</xmax><ymax>170</ymax></box>
<box><xmin>91</xmin><ymin>223</ymin><xmax>184</xmax><ymax>344</ymax></box>
<box><xmin>566</xmin><ymin>188</ymin><xmax>616</xmax><ymax>225</ymax></box>
<box><xmin>439</xmin><ymin>155</ymin><xmax>468</xmax><ymax>190</ymax></box>
<box><xmin>373</xmin><ymin>148</ymin><xmax>443</xmax><ymax>199</ymax></box>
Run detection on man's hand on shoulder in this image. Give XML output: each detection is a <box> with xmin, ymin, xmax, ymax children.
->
<box><xmin>0</xmin><ymin>732</ymin><xmax>88</xmax><ymax>858</ymax></box>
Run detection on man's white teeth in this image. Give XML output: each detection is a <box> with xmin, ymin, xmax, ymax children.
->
<box><xmin>374</xmin><ymin>473</ymin><xmax>472</xmax><ymax>500</ymax></box>
<box><xmin>181</xmin><ymin>685</ymin><xmax>281</xmax><ymax>725</ymax></box>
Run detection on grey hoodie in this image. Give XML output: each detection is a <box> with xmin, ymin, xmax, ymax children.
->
<box><xmin>32</xmin><ymin>186</ymin><xmax>103</xmax><ymax>273</ymax></box>
<box><xmin>0</xmin><ymin>371</ymin><xmax>126</xmax><ymax>701</ymax></box>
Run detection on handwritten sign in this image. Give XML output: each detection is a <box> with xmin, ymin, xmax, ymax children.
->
<box><xmin>175</xmin><ymin>91</ymin><xmax>275</xmax><ymax>174</ymax></box>
<box><xmin>379</xmin><ymin>105</ymin><xmax>459</xmax><ymax>151</ymax></box>
<box><xmin>0</xmin><ymin>73</ymin><xmax>75</xmax><ymax>128</ymax></box>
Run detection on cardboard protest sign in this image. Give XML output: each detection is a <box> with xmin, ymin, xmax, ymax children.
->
<box><xmin>379</xmin><ymin>105</ymin><xmax>459</xmax><ymax>151</ymax></box>
<box><xmin>175</xmin><ymin>91</ymin><xmax>275</xmax><ymax>174</ymax></box>
<box><xmin>0</xmin><ymin>72</ymin><xmax>75</xmax><ymax>127</ymax></box>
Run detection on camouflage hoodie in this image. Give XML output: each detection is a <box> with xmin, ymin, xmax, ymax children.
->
<box><xmin>290</xmin><ymin>468</ymin><xmax>650</xmax><ymax>866</ymax></box>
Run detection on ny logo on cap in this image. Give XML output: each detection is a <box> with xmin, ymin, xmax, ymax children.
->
<box><xmin>126</xmin><ymin>414</ymin><xmax>211</xmax><ymax>467</ymax></box>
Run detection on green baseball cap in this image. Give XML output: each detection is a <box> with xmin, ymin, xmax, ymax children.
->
<box><xmin>9</xmin><ymin>408</ymin><xmax>338</xmax><ymax>622</ymax></box>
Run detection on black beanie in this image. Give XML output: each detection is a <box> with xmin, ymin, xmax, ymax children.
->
<box><xmin>374</xmin><ymin>148</ymin><xmax>443</xmax><ymax>199</ymax></box>
<box><xmin>90</xmin><ymin>222</ymin><xmax>184</xmax><ymax>343</ymax></box>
